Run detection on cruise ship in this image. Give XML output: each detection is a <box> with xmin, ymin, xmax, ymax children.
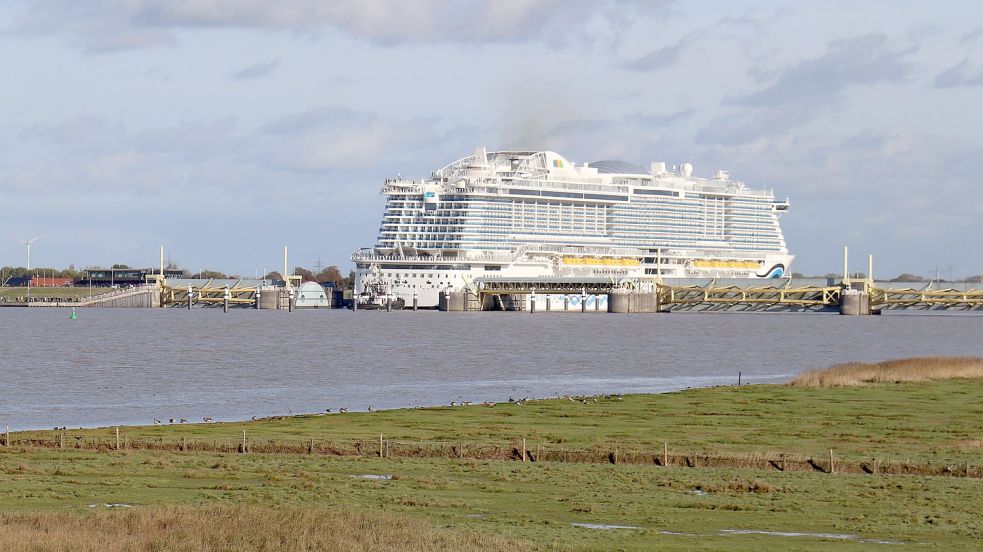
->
<box><xmin>353</xmin><ymin>147</ymin><xmax>792</xmax><ymax>308</ymax></box>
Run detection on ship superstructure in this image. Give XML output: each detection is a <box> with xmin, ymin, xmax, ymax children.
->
<box><xmin>353</xmin><ymin>147</ymin><xmax>792</xmax><ymax>308</ymax></box>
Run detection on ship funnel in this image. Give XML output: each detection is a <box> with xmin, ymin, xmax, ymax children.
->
<box><xmin>472</xmin><ymin>146</ymin><xmax>488</xmax><ymax>167</ymax></box>
<box><xmin>651</xmin><ymin>162</ymin><xmax>667</xmax><ymax>175</ymax></box>
<box><xmin>681</xmin><ymin>162</ymin><xmax>693</xmax><ymax>178</ymax></box>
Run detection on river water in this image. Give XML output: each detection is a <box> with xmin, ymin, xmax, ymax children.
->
<box><xmin>1</xmin><ymin>309</ymin><xmax>980</xmax><ymax>430</ymax></box>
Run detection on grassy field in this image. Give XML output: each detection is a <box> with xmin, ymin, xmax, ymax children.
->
<box><xmin>2</xmin><ymin>363</ymin><xmax>982</xmax><ymax>550</ymax></box>
<box><xmin>0</xmin><ymin>287</ymin><xmax>106</xmax><ymax>300</ymax></box>
<box><xmin>1</xmin><ymin>444</ymin><xmax>980</xmax><ymax>550</ymax></box>
<box><xmin>17</xmin><ymin>377</ymin><xmax>981</xmax><ymax>466</ymax></box>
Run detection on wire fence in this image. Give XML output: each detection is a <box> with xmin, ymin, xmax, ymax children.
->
<box><xmin>3</xmin><ymin>432</ymin><xmax>978</xmax><ymax>479</ymax></box>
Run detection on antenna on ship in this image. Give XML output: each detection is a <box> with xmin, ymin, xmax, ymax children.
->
<box><xmin>473</xmin><ymin>146</ymin><xmax>488</xmax><ymax>167</ymax></box>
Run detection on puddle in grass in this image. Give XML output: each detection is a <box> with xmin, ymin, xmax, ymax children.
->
<box><xmin>351</xmin><ymin>474</ymin><xmax>393</xmax><ymax>480</ymax></box>
<box><xmin>88</xmin><ymin>503</ymin><xmax>134</xmax><ymax>509</ymax></box>
<box><xmin>570</xmin><ymin>524</ymin><xmax>902</xmax><ymax>544</ymax></box>
<box><xmin>572</xmin><ymin>523</ymin><xmax>641</xmax><ymax>530</ymax></box>
<box><xmin>720</xmin><ymin>529</ymin><xmax>904</xmax><ymax>545</ymax></box>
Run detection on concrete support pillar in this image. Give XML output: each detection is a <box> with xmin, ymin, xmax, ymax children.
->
<box><xmin>608</xmin><ymin>291</ymin><xmax>660</xmax><ymax>313</ymax></box>
<box><xmin>439</xmin><ymin>291</ymin><xmax>466</xmax><ymax>311</ymax></box>
<box><xmin>839</xmin><ymin>289</ymin><xmax>870</xmax><ymax>315</ymax></box>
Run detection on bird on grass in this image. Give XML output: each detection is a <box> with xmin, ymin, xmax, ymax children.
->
<box><xmin>203</xmin><ymin>417</ymin><xmax>214</xmax><ymax>423</ymax></box>
<box><xmin>153</xmin><ymin>418</ymin><xmax>161</xmax><ymax>425</ymax></box>
<box><xmin>368</xmin><ymin>406</ymin><xmax>375</xmax><ymax>412</ymax></box>
<box><xmin>180</xmin><ymin>418</ymin><xmax>188</xmax><ymax>424</ymax></box>
<box><xmin>338</xmin><ymin>408</ymin><xmax>349</xmax><ymax>414</ymax></box>
<box><xmin>168</xmin><ymin>419</ymin><xmax>176</xmax><ymax>424</ymax></box>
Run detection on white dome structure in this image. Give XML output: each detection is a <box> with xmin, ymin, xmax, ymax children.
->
<box><xmin>294</xmin><ymin>281</ymin><xmax>330</xmax><ymax>309</ymax></box>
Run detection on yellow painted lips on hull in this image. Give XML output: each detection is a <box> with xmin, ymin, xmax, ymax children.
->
<box><xmin>561</xmin><ymin>257</ymin><xmax>642</xmax><ymax>266</ymax></box>
<box><xmin>692</xmin><ymin>260</ymin><xmax>762</xmax><ymax>269</ymax></box>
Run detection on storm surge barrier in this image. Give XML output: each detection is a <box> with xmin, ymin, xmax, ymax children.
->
<box><xmin>462</xmin><ymin>277</ymin><xmax>983</xmax><ymax>314</ymax></box>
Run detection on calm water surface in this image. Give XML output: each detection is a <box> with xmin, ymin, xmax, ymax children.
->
<box><xmin>1</xmin><ymin>309</ymin><xmax>981</xmax><ymax>430</ymax></box>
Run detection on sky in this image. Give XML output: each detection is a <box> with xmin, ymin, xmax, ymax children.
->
<box><xmin>1</xmin><ymin>0</ymin><xmax>982</xmax><ymax>279</ymax></box>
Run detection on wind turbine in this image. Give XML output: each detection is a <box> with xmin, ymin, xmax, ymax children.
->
<box><xmin>12</xmin><ymin>234</ymin><xmax>42</xmax><ymax>301</ymax></box>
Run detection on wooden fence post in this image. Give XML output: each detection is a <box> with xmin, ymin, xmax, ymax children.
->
<box><xmin>4</xmin><ymin>425</ymin><xmax>8</xmax><ymax>447</ymax></box>
<box><xmin>829</xmin><ymin>448</ymin><xmax>835</xmax><ymax>474</ymax></box>
<box><xmin>115</xmin><ymin>427</ymin><xmax>120</xmax><ymax>451</ymax></box>
<box><xmin>60</xmin><ymin>432</ymin><xmax>65</xmax><ymax>449</ymax></box>
<box><xmin>379</xmin><ymin>434</ymin><xmax>384</xmax><ymax>458</ymax></box>
<box><xmin>522</xmin><ymin>438</ymin><xmax>527</xmax><ymax>462</ymax></box>
<box><xmin>241</xmin><ymin>430</ymin><xmax>247</xmax><ymax>453</ymax></box>
<box><xmin>663</xmin><ymin>441</ymin><xmax>669</xmax><ymax>467</ymax></box>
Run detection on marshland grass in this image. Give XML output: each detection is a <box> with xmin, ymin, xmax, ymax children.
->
<box><xmin>1</xmin><ymin>449</ymin><xmax>980</xmax><ymax>550</ymax></box>
<box><xmin>789</xmin><ymin>356</ymin><xmax>983</xmax><ymax>387</ymax></box>
<box><xmin>0</xmin><ymin>505</ymin><xmax>530</xmax><ymax>552</ymax></box>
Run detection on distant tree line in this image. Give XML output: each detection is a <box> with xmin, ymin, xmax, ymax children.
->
<box><xmin>2</xmin><ymin>263</ymin><xmax>357</xmax><ymax>289</ymax></box>
<box><xmin>1</xmin><ymin>266</ymin><xmax>86</xmax><ymax>280</ymax></box>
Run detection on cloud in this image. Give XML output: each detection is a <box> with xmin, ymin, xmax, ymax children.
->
<box><xmin>622</xmin><ymin>32</ymin><xmax>693</xmax><ymax>71</ymax></box>
<box><xmin>960</xmin><ymin>28</ymin><xmax>983</xmax><ymax>44</ymax></box>
<box><xmin>0</xmin><ymin>105</ymin><xmax>483</xmax><ymax>273</ymax></box>
<box><xmin>232</xmin><ymin>59</ymin><xmax>280</xmax><ymax>80</ymax></box>
<box><xmin>933</xmin><ymin>58</ymin><xmax>983</xmax><ymax>88</ymax></box>
<box><xmin>532</xmin><ymin>109</ymin><xmax>695</xmax><ymax>163</ymax></box>
<box><xmin>695</xmin><ymin>34</ymin><xmax>915</xmax><ymax>146</ymax></box>
<box><xmin>259</xmin><ymin>106</ymin><xmax>452</xmax><ymax>172</ymax></box>
<box><xmin>6</xmin><ymin>0</ymin><xmax>672</xmax><ymax>52</ymax></box>
<box><xmin>734</xmin><ymin>34</ymin><xmax>913</xmax><ymax>107</ymax></box>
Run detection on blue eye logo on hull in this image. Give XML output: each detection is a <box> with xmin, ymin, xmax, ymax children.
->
<box><xmin>757</xmin><ymin>264</ymin><xmax>785</xmax><ymax>278</ymax></box>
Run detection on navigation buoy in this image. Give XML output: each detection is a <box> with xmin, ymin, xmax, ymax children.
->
<box><xmin>70</xmin><ymin>307</ymin><xmax>77</xmax><ymax>320</ymax></box>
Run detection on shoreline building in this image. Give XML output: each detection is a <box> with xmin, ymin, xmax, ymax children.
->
<box><xmin>353</xmin><ymin>147</ymin><xmax>792</xmax><ymax>308</ymax></box>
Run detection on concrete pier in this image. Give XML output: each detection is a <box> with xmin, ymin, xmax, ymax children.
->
<box><xmin>438</xmin><ymin>291</ymin><xmax>467</xmax><ymax>311</ymax></box>
<box><xmin>839</xmin><ymin>289</ymin><xmax>871</xmax><ymax>315</ymax></box>
<box><xmin>607</xmin><ymin>291</ymin><xmax>660</xmax><ymax>313</ymax></box>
